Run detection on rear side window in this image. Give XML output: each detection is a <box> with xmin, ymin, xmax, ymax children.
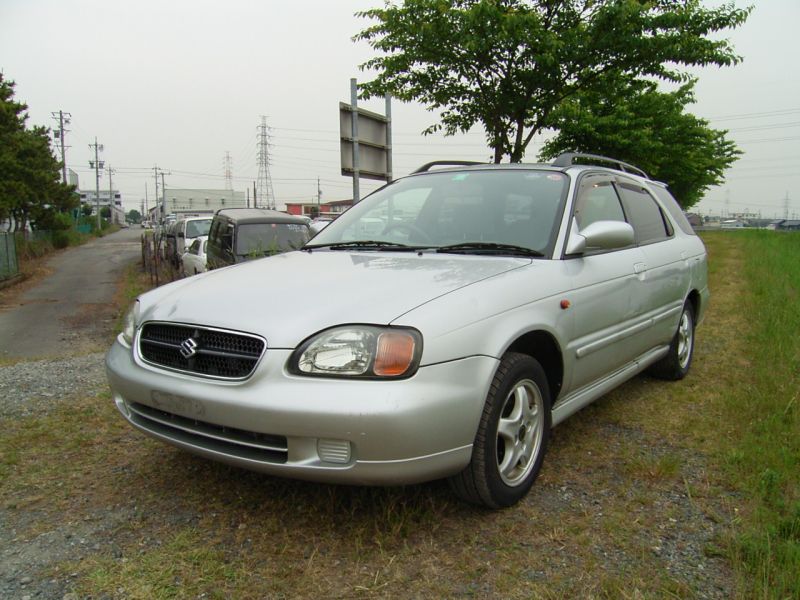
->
<box><xmin>235</xmin><ymin>223</ymin><xmax>310</xmax><ymax>256</ymax></box>
<box><xmin>651</xmin><ymin>185</ymin><xmax>696</xmax><ymax>236</ymax></box>
<box><xmin>616</xmin><ymin>182</ymin><xmax>671</xmax><ymax>244</ymax></box>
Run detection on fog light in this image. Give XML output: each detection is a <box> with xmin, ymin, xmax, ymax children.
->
<box><xmin>317</xmin><ymin>439</ymin><xmax>351</xmax><ymax>464</ymax></box>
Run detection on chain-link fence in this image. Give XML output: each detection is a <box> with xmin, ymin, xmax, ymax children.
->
<box><xmin>0</xmin><ymin>232</ymin><xmax>19</xmax><ymax>280</ymax></box>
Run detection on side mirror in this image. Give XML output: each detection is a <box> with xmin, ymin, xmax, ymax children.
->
<box><xmin>566</xmin><ymin>220</ymin><xmax>635</xmax><ymax>255</ymax></box>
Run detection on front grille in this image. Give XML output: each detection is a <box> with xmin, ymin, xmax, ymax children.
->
<box><xmin>138</xmin><ymin>323</ymin><xmax>265</xmax><ymax>379</ymax></box>
<box><xmin>129</xmin><ymin>402</ymin><xmax>287</xmax><ymax>464</ymax></box>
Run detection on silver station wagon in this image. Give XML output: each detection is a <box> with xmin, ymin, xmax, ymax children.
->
<box><xmin>107</xmin><ymin>153</ymin><xmax>709</xmax><ymax>508</ymax></box>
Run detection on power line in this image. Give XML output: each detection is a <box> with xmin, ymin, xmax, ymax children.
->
<box><xmin>708</xmin><ymin>107</ymin><xmax>800</xmax><ymax>122</ymax></box>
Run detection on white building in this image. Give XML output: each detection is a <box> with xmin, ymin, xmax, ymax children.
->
<box><xmin>155</xmin><ymin>188</ymin><xmax>247</xmax><ymax>221</ymax></box>
<box><xmin>76</xmin><ymin>177</ymin><xmax>126</xmax><ymax>225</ymax></box>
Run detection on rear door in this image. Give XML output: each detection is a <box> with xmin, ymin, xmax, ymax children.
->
<box><xmin>563</xmin><ymin>174</ymin><xmax>648</xmax><ymax>391</ymax></box>
<box><xmin>614</xmin><ymin>178</ymin><xmax>685</xmax><ymax>349</ymax></box>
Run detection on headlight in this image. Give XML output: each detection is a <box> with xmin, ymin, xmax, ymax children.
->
<box><xmin>290</xmin><ymin>325</ymin><xmax>422</xmax><ymax>379</ymax></box>
<box><xmin>121</xmin><ymin>301</ymin><xmax>140</xmax><ymax>346</ymax></box>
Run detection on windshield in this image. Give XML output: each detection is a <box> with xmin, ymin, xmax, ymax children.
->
<box><xmin>236</xmin><ymin>223</ymin><xmax>310</xmax><ymax>256</ymax></box>
<box><xmin>308</xmin><ymin>169</ymin><xmax>568</xmax><ymax>255</ymax></box>
<box><xmin>186</xmin><ymin>219</ymin><xmax>211</xmax><ymax>237</ymax></box>
<box><xmin>185</xmin><ymin>218</ymin><xmax>212</xmax><ymax>238</ymax></box>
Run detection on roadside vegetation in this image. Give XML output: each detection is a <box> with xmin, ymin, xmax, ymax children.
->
<box><xmin>1</xmin><ymin>231</ymin><xmax>797</xmax><ymax>598</ymax></box>
<box><xmin>719</xmin><ymin>231</ymin><xmax>799</xmax><ymax>597</ymax></box>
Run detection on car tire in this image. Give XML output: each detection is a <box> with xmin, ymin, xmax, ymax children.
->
<box><xmin>449</xmin><ymin>352</ymin><xmax>551</xmax><ymax>508</ymax></box>
<box><xmin>648</xmin><ymin>300</ymin><xmax>695</xmax><ymax>381</ymax></box>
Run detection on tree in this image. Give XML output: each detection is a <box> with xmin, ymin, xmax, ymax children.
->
<box><xmin>127</xmin><ymin>209</ymin><xmax>142</xmax><ymax>224</ymax></box>
<box><xmin>100</xmin><ymin>206</ymin><xmax>111</xmax><ymax>219</ymax></box>
<box><xmin>355</xmin><ymin>0</ymin><xmax>751</xmax><ymax>163</ymax></box>
<box><xmin>0</xmin><ymin>73</ymin><xmax>76</xmax><ymax>231</ymax></box>
<box><xmin>539</xmin><ymin>78</ymin><xmax>741</xmax><ymax>208</ymax></box>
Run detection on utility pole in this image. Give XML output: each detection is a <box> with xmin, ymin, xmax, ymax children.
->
<box><xmin>161</xmin><ymin>171</ymin><xmax>167</xmax><ymax>217</ymax></box>
<box><xmin>107</xmin><ymin>164</ymin><xmax>116</xmax><ymax>224</ymax></box>
<box><xmin>153</xmin><ymin>166</ymin><xmax>160</xmax><ymax>220</ymax></box>
<box><xmin>350</xmin><ymin>78</ymin><xmax>360</xmax><ymax>204</ymax></box>
<box><xmin>51</xmin><ymin>110</ymin><xmax>71</xmax><ymax>184</ymax></box>
<box><xmin>385</xmin><ymin>93</ymin><xmax>393</xmax><ymax>182</ymax></box>
<box><xmin>89</xmin><ymin>138</ymin><xmax>104</xmax><ymax>230</ymax></box>
<box><xmin>317</xmin><ymin>177</ymin><xmax>322</xmax><ymax>216</ymax></box>
<box><xmin>153</xmin><ymin>166</ymin><xmax>169</xmax><ymax>222</ymax></box>
<box><xmin>253</xmin><ymin>181</ymin><xmax>257</xmax><ymax>209</ymax></box>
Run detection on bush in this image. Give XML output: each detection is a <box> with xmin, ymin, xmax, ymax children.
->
<box><xmin>52</xmin><ymin>230</ymin><xmax>70</xmax><ymax>249</ymax></box>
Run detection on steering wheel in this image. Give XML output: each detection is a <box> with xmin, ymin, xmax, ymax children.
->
<box><xmin>381</xmin><ymin>222</ymin><xmax>431</xmax><ymax>243</ymax></box>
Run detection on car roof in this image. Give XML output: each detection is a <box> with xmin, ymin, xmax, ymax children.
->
<box><xmin>214</xmin><ymin>208</ymin><xmax>309</xmax><ymax>225</ymax></box>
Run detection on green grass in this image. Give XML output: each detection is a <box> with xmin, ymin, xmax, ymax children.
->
<box><xmin>717</xmin><ymin>230</ymin><xmax>800</xmax><ymax>598</ymax></box>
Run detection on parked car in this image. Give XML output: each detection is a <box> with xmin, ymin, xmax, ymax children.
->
<box><xmin>107</xmin><ymin>154</ymin><xmax>709</xmax><ymax>508</ymax></box>
<box><xmin>205</xmin><ymin>208</ymin><xmax>311</xmax><ymax>269</ymax></box>
<box><xmin>170</xmin><ymin>216</ymin><xmax>212</xmax><ymax>266</ymax></box>
<box><xmin>181</xmin><ymin>235</ymin><xmax>209</xmax><ymax>276</ymax></box>
<box><xmin>156</xmin><ymin>216</ymin><xmax>177</xmax><ymax>260</ymax></box>
<box><xmin>310</xmin><ymin>218</ymin><xmax>333</xmax><ymax>235</ymax></box>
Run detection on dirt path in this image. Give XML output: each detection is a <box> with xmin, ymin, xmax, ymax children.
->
<box><xmin>0</xmin><ymin>228</ymin><xmax>142</xmax><ymax>360</ymax></box>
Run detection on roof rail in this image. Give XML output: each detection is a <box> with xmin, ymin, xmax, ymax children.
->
<box><xmin>411</xmin><ymin>160</ymin><xmax>485</xmax><ymax>174</ymax></box>
<box><xmin>551</xmin><ymin>152</ymin><xmax>649</xmax><ymax>179</ymax></box>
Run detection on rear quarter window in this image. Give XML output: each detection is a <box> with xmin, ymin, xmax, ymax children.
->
<box><xmin>651</xmin><ymin>185</ymin><xmax>697</xmax><ymax>236</ymax></box>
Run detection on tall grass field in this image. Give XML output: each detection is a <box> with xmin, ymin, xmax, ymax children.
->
<box><xmin>712</xmin><ymin>230</ymin><xmax>800</xmax><ymax>597</ymax></box>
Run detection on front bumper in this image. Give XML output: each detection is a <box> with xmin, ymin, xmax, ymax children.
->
<box><xmin>106</xmin><ymin>338</ymin><xmax>498</xmax><ymax>485</ymax></box>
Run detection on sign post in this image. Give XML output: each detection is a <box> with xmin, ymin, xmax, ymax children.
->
<box><xmin>340</xmin><ymin>79</ymin><xmax>392</xmax><ymax>203</ymax></box>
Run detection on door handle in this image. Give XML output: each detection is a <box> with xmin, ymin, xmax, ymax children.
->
<box><xmin>634</xmin><ymin>262</ymin><xmax>647</xmax><ymax>274</ymax></box>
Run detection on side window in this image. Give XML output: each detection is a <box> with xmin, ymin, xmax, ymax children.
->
<box><xmin>221</xmin><ymin>224</ymin><xmax>234</xmax><ymax>253</ymax></box>
<box><xmin>574</xmin><ymin>177</ymin><xmax>625</xmax><ymax>229</ymax></box>
<box><xmin>208</xmin><ymin>220</ymin><xmax>220</xmax><ymax>245</ymax></box>
<box><xmin>651</xmin><ymin>185</ymin><xmax>696</xmax><ymax>236</ymax></box>
<box><xmin>616</xmin><ymin>182</ymin><xmax>671</xmax><ymax>244</ymax></box>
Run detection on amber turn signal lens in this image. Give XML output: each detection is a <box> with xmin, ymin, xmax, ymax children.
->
<box><xmin>374</xmin><ymin>332</ymin><xmax>416</xmax><ymax>377</ymax></box>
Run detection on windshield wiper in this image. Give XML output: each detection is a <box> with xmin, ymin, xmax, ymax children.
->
<box><xmin>304</xmin><ymin>240</ymin><xmax>423</xmax><ymax>251</ymax></box>
<box><xmin>436</xmin><ymin>242</ymin><xmax>545</xmax><ymax>257</ymax></box>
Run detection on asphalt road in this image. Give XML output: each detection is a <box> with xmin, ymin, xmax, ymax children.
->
<box><xmin>0</xmin><ymin>228</ymin><xmax>143</xmax><ymax>359</ymax></box>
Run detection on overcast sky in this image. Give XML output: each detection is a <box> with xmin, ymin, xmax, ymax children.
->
<box><xmin>1</xmin><ymin>0</ymin><xmax>798</xmax><ymax>218</ymax></box>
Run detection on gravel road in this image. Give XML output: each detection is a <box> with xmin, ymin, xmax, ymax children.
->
<box><xmin>1</xmin><ymin>230</ymin><xmax>142</xmax><ymax>599</ymax></box>
<box><xmin>0</xmin><ymin>228</ymin><xmax>142</xmax><ymax>360</ymax></box>
<box><xmin>0</xmin><ymin>353</ymin><xmax>107</xmax><ymax>420</ymax></box>
<box><xmin>1</xmin><ymin>351</ymin><xmax>114</xmax><ymax>600</ymax></box>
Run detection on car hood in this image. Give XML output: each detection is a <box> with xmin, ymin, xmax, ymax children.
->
<box><xmin>140</xmin><ymin>250</ymin><xmax>529</xmax><ymax>348</ymax></box>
